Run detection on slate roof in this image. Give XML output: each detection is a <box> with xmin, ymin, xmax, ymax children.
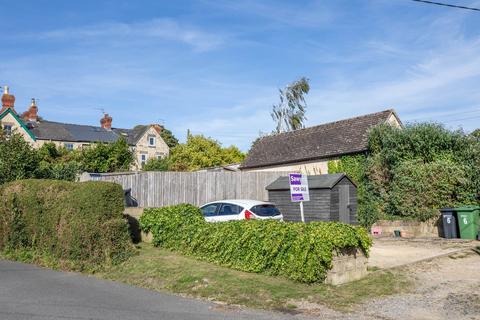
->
<box><xmin>242</xmin><ymin>109</ymin><xmax>400</xmax><ymax>169</ymax></box>
<box><xmin>28</xmin><ymin>120</ymin><xmax>149</xmax><ymax>145</ymax></box>
<box><xmin>112</xmin><ymin>126</ymin><xmax>149</xmax><ymax>145</ymax></box>
<box><xmin>266</xmin><ymin>173</ymin><xmax>354</xmax><ymax>190</ymax></box>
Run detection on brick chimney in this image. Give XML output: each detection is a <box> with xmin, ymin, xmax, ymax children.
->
<box><xmin>23</xmin><ymin>98</ymin><xmax>39</xmax><ymax>122</ymax></box>
<box><xmin>1</xmin><ymin>86</ymin><xmax>16</xmax><ymax>114</ymax></box>
<box><xmin>100</xmin><ymin>113</ymin><xmax>112</xmax><ymax>130</ymax></box>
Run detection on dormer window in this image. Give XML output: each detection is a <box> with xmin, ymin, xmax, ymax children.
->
<box><xmin>148</xmin><ymin>135</ymin><xmax>156</xmax><ymax>147</ymax></box>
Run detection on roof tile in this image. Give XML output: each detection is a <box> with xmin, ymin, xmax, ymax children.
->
<box><xmin>242</xmin><ymin>109</ymin><xmax>398</xmax><ymax>169</ymax></box>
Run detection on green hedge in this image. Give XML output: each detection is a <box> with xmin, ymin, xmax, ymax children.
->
<box><xmin>0</xmin><ymin>180</ymin><xmax>134</xmax><ymax>269</ymax></box>
<box><xmin>140</xmin><ymin>204</ymin><xmax>372</xmax><ymax>283</ymax></box>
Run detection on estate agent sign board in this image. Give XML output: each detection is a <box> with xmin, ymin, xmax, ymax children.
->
<box><xmin>289</xmin><ymin>173</ymin><xmax>310</xmax><ymax>222</ymax></box>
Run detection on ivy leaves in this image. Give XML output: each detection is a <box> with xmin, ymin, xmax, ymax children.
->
<box><xmin>140</xmin><ymin>204</ymin><xmax>371</xmax><ymax>283</ymax></box>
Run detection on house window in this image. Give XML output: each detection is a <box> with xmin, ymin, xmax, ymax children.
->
<box><xmin>3</xmin><ymin>124</ymin><xmax>12</xmax><ymax>136</ymax></box>
<box><xmin>64</xmin><ymin>143</ymin><xmax>74</xmax><ymax>151</ymax></box>
<box><xmin>148</xmin><ymin>135</ymin><xmax>156</xmax><ymax>147</ymax></box>
<box><xmin>140</xmin><ymin>153</ymin><xmax>148</xmax><ymax>167</ymax></box>
<box><xmin>156</xmin><ymin>152</ymin><xmax>165</xmax><ymax>159</ymax></box>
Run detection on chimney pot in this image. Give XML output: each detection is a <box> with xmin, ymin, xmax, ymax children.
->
<box><xmin>100</xmin><ymin>113</ymin><xmax>113</xmax><ymax>130</ymax></box>
<box><xmin>1</xmin><ymin>85</ymin><xmax>16</xmax><ymax>114</ymax></box>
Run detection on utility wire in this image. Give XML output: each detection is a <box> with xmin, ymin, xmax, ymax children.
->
<box><xmin>410</xmin><ymin>0</ymin><xmax>480</xmax><ymax>12</ymax></box>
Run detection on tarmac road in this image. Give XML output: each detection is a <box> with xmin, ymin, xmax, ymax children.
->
<box><xmin>0</xmin><ymin>259</ymin><xmax>309</xmax><ymax>320</ymax></box>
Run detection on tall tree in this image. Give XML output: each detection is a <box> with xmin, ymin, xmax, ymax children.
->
<box><xmin>271</xmin><ymin>77</ymin><xmax>310</xmax><ymax>133</ymax></box>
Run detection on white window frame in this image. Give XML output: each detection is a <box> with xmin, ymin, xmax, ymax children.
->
<box><xmin>64</xmin><ymin>143</ymin><xmax>74</xmax><ymax>151</ymax></box>
<box><xmin>140</xmin><ymin>153</ymin><xmax>148</xmax><ymax>167</ymax></box>
<box><xmin>148</xmin><ymin>135</ymin><xmax>156</xmax><ymax>147</ymax></box>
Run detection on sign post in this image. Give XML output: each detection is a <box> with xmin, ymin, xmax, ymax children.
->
<box><xmin>288</xmin><ymin>173</ymin><xmax>310</xmax><ymax>223</ymax></box>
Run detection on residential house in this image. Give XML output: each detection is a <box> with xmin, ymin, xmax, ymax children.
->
<box><xmin>0</xmin><ymin>86</ymin><xmax>169</xmax><ymax>169</ymax></box>
<box><xmin>241</xmin><ymin>109</ymin><xmax>402</xmax><ymax>174</ymax></box>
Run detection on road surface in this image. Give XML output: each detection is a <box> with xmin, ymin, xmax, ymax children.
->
<box><xmin>0</xmin><ymin>259</ymin><xmax>309</xmax><ymax>320</ymax></box>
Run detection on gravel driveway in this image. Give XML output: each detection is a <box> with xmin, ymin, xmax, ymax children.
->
<box><xmin>294</xmin><ymin>241</ymin><xmax>480</xmax><ymax>320</ymax></box>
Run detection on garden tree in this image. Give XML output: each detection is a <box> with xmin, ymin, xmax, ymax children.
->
<box><xmin>160</xmin><ymin>127</ymin><xmax>179</xmax><ymax>149</ymax></box>
<box><xmin>36</xmin><ymin>143</ymin><xmax>81</xmax><ymax>181</ymax></box>
<box><xmin>168</xmin><ymin>134</ymin><xmax>245</xmax><ymax>171</ymax></box>
<box><xmin>271</xmin><ymin>77</ymin><xmax>310</xmax><ymax>133</ymax></box>
<box><xmin>79</xmin><ymin>138</ymin><xmax>134</xmax><ymax>173</ymax></box>
<box><xmin>143</xmin><ymin>157</ymin><xmax>170</xmax><ymax>171</ymax></box>
<box><xmin>0</xmin><ymin>133</ymin><xmax>39</xmax><ymax>185</ymax></box>
<box><xmin>471</xmin><ymin>128</ymin><xmax>480</xmax><ymax>139</ymax></box>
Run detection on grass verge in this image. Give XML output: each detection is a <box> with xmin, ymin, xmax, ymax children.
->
<box><xmin>97</xmin><ymin>243</ymin><xmax>411</xmax><ymax>312</ymax></box>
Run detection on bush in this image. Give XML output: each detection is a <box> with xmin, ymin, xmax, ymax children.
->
<box><xmin>0</xmin><ymin>134</ymin><xmax>39</xmax><ymax>185</ymax></box>
<box><xmin>329</xmin><ymin>123</ymin><xmax>480</xmax><ymax>227</ymax></box>
<box><xmin>79</xmin><ymin>138</ymin><xmax>134</xmax><ymax>173</ymax></box>
<box><xmin>143</xmin><ymin>157</ymin><xmax>170</xmax><ymax>171</ymax></box>
<box><xmin>140</xmin><ymin>204</ymin><xmax>372</xmax><ymax>283</ymax></box>
<box><xmin>387</xmin><ymin>160</ymin><xmax>472</xmax><ymax>221</ymax></box>
<box><xmin>0</xmin><ymin>180</ymin><xmax>134</xmax><ymax>269</ymax></box>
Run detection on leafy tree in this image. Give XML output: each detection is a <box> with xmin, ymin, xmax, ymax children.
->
<box><xmin>271</xmin><ymin>77</ymin><xmax>310</xmax><ymax>133</ymax></box>
<box><xmin>169</xmin><ymin>134</ymin><xmax>245</xmax><ymax>171</ymax></box>
<box><xmin>160</xmin><ymin>127</ymin><xmax>179</xmax><ymax>149</ymax></box>
<box><xmin>143</xmin><ymin>157</ymin><xmax>170</xmax><ymax>171</ymax></box>
<box><xmin>79</xmin><ymin>138</ymin><xmax>134</xmax><ymax>173</ymax></box>
<box><xmin>471</xmin><ymin>128</ymin><xmax>480</xmax><ymax>139</ymax></box>
<box><xmin>0</xmin><ymin>133</ymin><xmax>39</xmax><ymax>185</ymax></box>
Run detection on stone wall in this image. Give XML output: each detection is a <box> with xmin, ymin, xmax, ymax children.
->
<box><xmin>326</xmin><ymin>248</ymin><xmax>368</xmax><ymax>285</ymax></box>
<box><xmin>372</xmin><ymin>219</ymin><xmax>439</xmax><ymax>238</ymax></box>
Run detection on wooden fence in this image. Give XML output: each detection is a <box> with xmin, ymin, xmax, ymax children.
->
<box><xmin>81</xmin><ymin>171</ymin><xmax>288</xmax><ymax>208</ymax></box>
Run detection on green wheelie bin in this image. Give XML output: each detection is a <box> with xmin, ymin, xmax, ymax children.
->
<box><xmin>455</xmin><ymin>206</ymin><xmax>479</xmax><ymax>240</ymax></box>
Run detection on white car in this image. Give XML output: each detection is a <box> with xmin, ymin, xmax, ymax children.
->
<box><xmin>200</xmin><ymin>199</ymin><xmax>283</xmax><ymax>222</ymax></box>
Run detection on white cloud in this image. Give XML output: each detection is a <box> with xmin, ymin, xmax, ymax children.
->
<box><xmin>35</xmin><ymin>18</ymin><xmax>226</xmax><ymax>52</ymax></box>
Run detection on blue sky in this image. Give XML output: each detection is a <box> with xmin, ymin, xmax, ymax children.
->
<box><xmin>1</xmin><ymin>0</ymin><xmax>480</xmax><ymax>150</ymax></box>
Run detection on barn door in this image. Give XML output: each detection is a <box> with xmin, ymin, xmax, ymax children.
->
<box><xmin>338</xmin><ymin>185</ymin><xmax>350</xmax><ymax>224</ymax></box>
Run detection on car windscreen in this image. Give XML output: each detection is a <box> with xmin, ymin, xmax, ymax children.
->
<box><xmin>250</xmin><ymin>204</ymin><xmax>281</xmax><ymax>217</ymax></box>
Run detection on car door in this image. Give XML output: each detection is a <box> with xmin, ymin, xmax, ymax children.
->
<box><xmin>200</xmin><ymin>203</ymin><xmax>220</xmax><ymax>222</ymax></box>
<box><xmin>216</xmin><ymin>203</ymin><xmax>244</xmax><ymax>222</ymax></box>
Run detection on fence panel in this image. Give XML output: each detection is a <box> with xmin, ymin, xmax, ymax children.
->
<box><xmin>83</xmin><ymin>171</ymin><xmax>289</xmax><ymax>208</ymax></box>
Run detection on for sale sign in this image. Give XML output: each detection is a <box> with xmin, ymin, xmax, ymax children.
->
<box><xmin>289</xmin><ymin>173</ymin><xmax>310</xmax><ymax>202</ymax></box>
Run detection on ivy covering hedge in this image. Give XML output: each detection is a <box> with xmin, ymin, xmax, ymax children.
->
<box><xmin>0</xmin><ymin>180</ymin><xmax>134</xmax><ymax>269</ymax></box>
<box><xmin>140</xmin><ymin>204</ymin><xmax>372</xmax><ymax>283</ymax></box>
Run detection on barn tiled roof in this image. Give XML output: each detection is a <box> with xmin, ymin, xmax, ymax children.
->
<box><xmin>242</xmin><ymin>109</ymin><xmax>400</xmax><ymax>169</ymax></box>
<box><xmin>28</xmin><ymin>120</ymin><xmax>149</xmax><ymax>145</ymax></box>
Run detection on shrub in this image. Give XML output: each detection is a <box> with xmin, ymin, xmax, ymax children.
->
<box><xmin>79</xmin><ymin>138</ymin><xmax>134</xmax><ymax>173</ymax></box>
<box><xmin>140</xmin><ymin>204</ymin><xmax>372</xmax><ymax>283</ymax></box>
<box><xmin>143</xmin><ymin>157</ymin><xmax>170</xmax><ymax>171</ymax></box>
<box><xmin>329</xmin><ymin>123</ymin><xmax>480</xmax><ymax>227</ymax></box>
<box><xmin>0</xmin><ymin>180</ymin><xmax>134</xmax><ymax>269</ymax></box>
<box><xmin>0</xmin><ymin>133</ymin><xmax>39</xmax><ymax>185</ymax></box>
<box><xmin>387</xmin><ymin>160</ymin><xmax>473</xmax><ymax>221</ymax></box>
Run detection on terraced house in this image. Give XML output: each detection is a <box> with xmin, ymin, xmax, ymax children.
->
<box><xmin>0</xmin><ymin>86</ymin><xmax>169</xmax><ymax>169</ymax></box>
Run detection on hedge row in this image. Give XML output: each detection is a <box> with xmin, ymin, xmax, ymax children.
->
<box><xmin>0</xmin><ymin>180</ymin><xmax>134</xmax><ymax>269</ymax></box>
<box><xmin>140</xmin><ymin>204</ymin><xmax>372</xmax><ymax>283</ymax></box>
